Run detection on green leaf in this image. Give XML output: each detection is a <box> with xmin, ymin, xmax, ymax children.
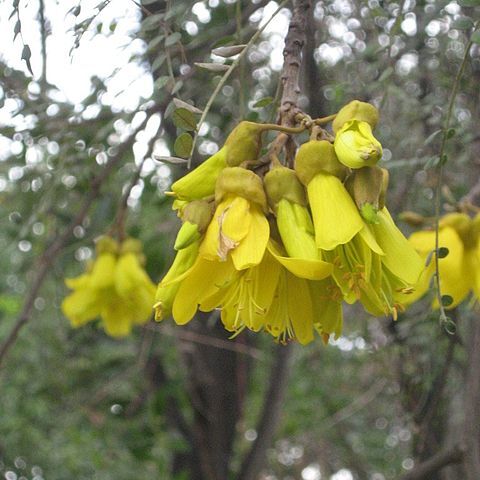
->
<box><xmin>253</xmin><ymin>97</ymin><xmax>274</xmax><ymax>108</ymax></box>
<box><xmin>424</xmin><ymin>129</ymin><xmax>442</xmax><ymax>146</ymax></box>
<box><xmin>452</xmin><ymin>16</ymin><xmax>474</xmax><ymax>30</ymax></box>
<box><xmin>174</xmin><ymin>133</ymin><xmax>193</xmax><ymax>158</ymax></box>
<box><xmin>378</xmin><ymin>66</ymin><xmax>394</xmax><ymax>82</ymax></box>
<box><xmin>21</xmin><ymin>45</ymin><xmax>34</xmax><ymax>75</ymax></box>
<box><xmin>141</xmin><ymin>13</ymin><xmax>164</xmax><ymax>31</ymax></box>
<box><xmin>173</xmin><ymin>98</ymin><xmax>203</xmax><ymax>114</ymax></box>
<box><xmin>153</xmin><ymin>155</ymin><xmax>189</xmax><ymax>165</ymax></box>
<box><xmin>165</xmin><ymin>32</ymin><xmax>182</xmax><ymax>47</ymax></box>
<box><xmin>148</xmin><ymin>35</ymin><xmax>165</xmax><ymax>51</ymax></box>
<box><xmin>194</xmin><ymin>62</ymin><xmax>230</xmax><ymax>72</ymax></box>
<box><xmin>172</xmin><ymin>108</ymin><xmax>197</xmax><ymax>131</ymax></box>
<box><xmin>171</xmin><ymin>80</ymin><xmax>183</xmax><ymax>95</ymax></box>
<box><xmin>151</xmin><ymin>54</ymin><xmax>167</xmax><ymax>72</ymax></box>
<box><xmin>437</xmin><ymin>247</ymin><xmax>449</xmax><ymax>258</ymax></box>
<box><xmin>14</xmin><ymin>19</ymin><xmax>21</xmax><ymax>40</ymax></box>
<box><xmin>441</xmin><ymin>295</ymin><xmax>453</xmax><ymax>307</ymax></box>
<box><xmin>154</xmin><ymin>76</ymin><xmax>171</xmax><ymax>89</ymax></box>
<box><xmin>211</xmin><ymin>35</ymin><xmax>236</xmax><ymax>48</ymax></box>
<box><xmin>212</xmin><ymin>44</ymin><xmax>247</xmax><ymax>58</ymax></box>
<box><xmin>472</xmin><ymin>31</ymin><xmax>480</xmax><ymax>44</ymax></box>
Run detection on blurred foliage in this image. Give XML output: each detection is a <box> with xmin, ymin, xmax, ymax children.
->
<box><xmin>0</xmin><ymin>0</ymin><xmax>479</xmax><ymax>479</ymax></box>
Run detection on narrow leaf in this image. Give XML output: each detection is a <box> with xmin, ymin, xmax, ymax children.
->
<box><xmin>21</xmin><ymin>45</ymin><xmax>34</xmax><ymax>76</ymax></box>
<box><xmin>153</xmin><ymin>155</ymin><xmax>189</xmax><ymax>165</ymax></box>
<box><xmin>173</xmin><ymin>98</ymin><xmax>203</xmax><ymax>114</ymax></box>
<box><xmin>172</xmin><ymin>108</ymin><xmax>197</xmax><ymax>131</ymax></box>
<box><xmin>424</xmin><ymin>129</ymin><xmax>442</xmax><ymax>146</ymax></box>
<box><xmin>212</xmin><ymin>44</ymin><xmax>247</xmax><ymax>58</ymax></box>
<box><xmin>253</xmin><ymin>97</ymin><xmax>274</xmax><ymax>108</ymax></box>
<box><xmin>165</xmin><ymin>32</ymin><xmax>182</xmax><ymax>47</ymax></box>
<box><xmin>174</xmin><ymin>133</ymin><xmax>193</xmax><ymax>158</ymax></box>
<box><xmin>194</xmin><ymin>62</ymin><xmax>230</xmax><ymax>72</ymax></box>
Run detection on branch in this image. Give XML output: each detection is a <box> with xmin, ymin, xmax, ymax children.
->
<box><xmin>463</xmin><ymin>313</ymin><xmax>480</xmax><ymax>479</ymax></box>
<box><xmin>237</xmin><ymin>343</ymin><xmax>294</xmax><ymax>480</ymax></box>
<box><xmin>398</xmin><ymin>444</ymin><xmax>464</xmax><ymax>480</ymax></box>
<box><xmin>279</xmin><ymin>0</ymin><xmax>310</xmax><ymax>126</ymax></box>
<box><xmin>0</xmin><ymin>106</ymin><xmax>159</xmax><ymax>369</ymax></box>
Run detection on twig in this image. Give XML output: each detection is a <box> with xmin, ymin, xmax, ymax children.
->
<box><xmin>0</xmin><ymin>107</ymin><xmax>159</xmax><ymax>369</ymax></box>
<box><xmin>147</xmin><ymin>323</ymin><xmax>264</xmax><ymax>360</ymax></box>
<box><xmin>237</xmin><ymin>3</ymin><xmax>310</xmax><ymax>479</ymax></box>
<box><xmin>433</xmin><ymin>21</ymin><xmax>479</xmax><ymax>325</ymax></box>
<box><xmin>398</xmin><ymin>444</ymin><xmax>465</xmax><ymax>480</ymax></box>
<box><xmin>321</xmin><ymin>379</ymin><xmax>387</xmax><ymax>430</ymax></box>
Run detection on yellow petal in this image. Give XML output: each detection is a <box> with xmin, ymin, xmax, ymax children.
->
<box><xmin>308</xmin><ymin>173</ymin><xmax>364</xmax><ymax>250</ymax></box>
<box><xmin>287</xmin><ymin>273</ymin><xmax>314</xmax><ymax>345</ymax></box>
<box><xmin>101</xmin><ymin>301</ymin><xmax>133</xmax><ymax>337</ymax></box>
<box><xmin>62</xmin><ymin>289</ymin><xmax>102</xmax><ymax>327</ymax></box>
<box><xmin>172</xmin><ymin>257</ymin><xmax>235</xmax><ymax>325</ymax></box>
<box><xmin>277</xmin><ymin>199</ymin><xmax>319</xmax><ymax>260</ymax></box>
<box><xmin>267</xmin><ymin>240</ymin><xmax>332</xmax><ymax>280</ymax></box>
<box><xmin>89</xmin><ymin>253</ymin><xmax>116</xmax><ymax>289</ymax></box>
<box><xmin>372</xmin><ymin>208</ymin><xmax>423</xmax><ymax>284</ymax></box>
<box><xmin>231</xmin><ymin>205</ymin><xmax>269</xmax><ymax>270</ymax></box>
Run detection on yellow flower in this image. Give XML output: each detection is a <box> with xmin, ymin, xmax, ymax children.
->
<box><xmin>405</xmin><ymin>213</ymin><xmax>480</xmax><ymax>308</ymax></box>
<box><xmin>62</xmin><ymin>237</ymin><xmax>156</xmax><ymax>337</ymax></box>
<box><xmin>295</xmin><ymin>140</ymin><xmax>364</xmax><ymax>251</ymax></box>
<box><xmin>334</xmin><ymin>120</ymin><xmax>383</xmax><ymax>169</ymax></box>
<box><xmin>200</xmin><ymin>167</ymin><xmax>270</xmax><ymax>270</ymax></box>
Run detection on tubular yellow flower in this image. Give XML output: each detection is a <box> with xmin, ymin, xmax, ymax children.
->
<box><xmin>404</xmin><ymin>213</ymin><xmax>480</xmax><ymax>309</ymax></box>
<box><xmin>295</xmin><ymin>140</ymin><xmax>363</xmax><ymax>251</ymax></box>
<box><xmin>62</xmin><ymin>237</ymin><xmax>155</xmax><ymax>337</ymax></box>
<box><xmin>200</xmin><ymin>167</ymin><xmax>269</xmax><ymax>270</ymax></box>
<box><xmin>334</xmin><ymin>120</ymin><xmax>383</xmax><ymax>169</ymax></box>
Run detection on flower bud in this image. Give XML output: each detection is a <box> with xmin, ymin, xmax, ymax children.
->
<box><xmin>295</xmin><ymin>140</ymin><xmax>347</xmax><ymax>186</ymax></box>
<box><xmin>264</xmin><ymin>166</ymin><xmax>306</xmax><ymax>213</ymax></box>
<box><xmin>347</xmin><ymin>166</ymin><xmax>384</xmax><ymax>224</ymax></box>
<box><xmin>224</xmin><ymin>121</ymin><xmax>263</xmax><ymax>166</ymax></box>
<box><xmin>215</xmin><ymin>167</ymin><xmax>267</xmax><ymax>211</ymax></box>
<box><xmin>174</xmin><ymin>200</ymin><xmax>214</xmax><ymax>250</ymax></box>
<box><xmin>334</xmin><ymin>120</ymin><xmax>382</xmax><ymax>169</ymax></box>
<box><xmin>332</xmin><ymin>100</ymin><xmax>379</xmax><ymax>133</ymax></box>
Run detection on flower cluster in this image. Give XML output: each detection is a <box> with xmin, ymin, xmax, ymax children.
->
<box><xmin>154</xmin><ymin>101</ymin><xmax>423</xmax><ymax>344</ymax></box>
<box><xmin>62</xmin><ymin>236</ymin><xmax>156</xmax><ymax>337</ymax></box>
<box><xmin>402</xmin><ymin>212</ymin><xmax>480</xmax><ymax>309</ymax></box>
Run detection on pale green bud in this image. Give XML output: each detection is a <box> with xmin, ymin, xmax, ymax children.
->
<box><xmin>334</xmin><ymin>120</ymin><xmax>382</xmax><ymax>169</ymax></box>
<box><xmin>332</xmin><ymin>100</ymin><xmax>379</xmax><ymax>133</ymax></box>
